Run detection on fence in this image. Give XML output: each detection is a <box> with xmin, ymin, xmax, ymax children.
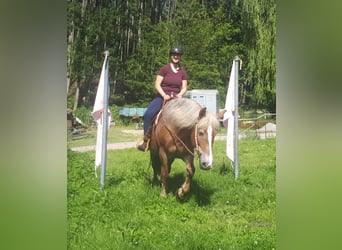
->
<box><xmin>239</xmin><ymin>113</ymin><xmax>277</xmax><ymax>139</ymax></box>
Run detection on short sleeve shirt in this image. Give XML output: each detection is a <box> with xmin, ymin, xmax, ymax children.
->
<box><xmin>157</xmin><ymin>64</ymin><xmax>188</xmax><ymax>96</ymax></box>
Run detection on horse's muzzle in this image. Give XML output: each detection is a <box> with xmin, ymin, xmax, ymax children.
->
<box><xmin>199</xmin><ymin>159</ymin><xmax>213</xmax><ymax>170</ymax></box>
<box><xmin>197</xmin><ymin>151</ymin><xmax>213</xmax><ymax>170</ymax></box>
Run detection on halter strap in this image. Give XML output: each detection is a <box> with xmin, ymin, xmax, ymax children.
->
<box><xmin>194</xmin><ymin>123</ymin><xmax>199</xmax><ymax>150</ymax></box>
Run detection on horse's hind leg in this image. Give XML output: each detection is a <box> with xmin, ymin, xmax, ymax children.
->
<box><xmin>159</xmin><ymin>151</ymin><xmax>169</xmax><ymax>198</ymax></box>
<box><xmin>158</xmin><ymin>158</ymin><xmax>174</xmax><ymax>197</ymax></box>
<box><xmin>150</xmin><ymin>153</ymin><xmax>161</xmax><ymax>184</ymax></box>
<box><xmin>160</xmin><ymin>162</ymin><xmax>170</xmax><ymax>197</ymax></box>
<box><xmin>177</xmin><ymin>159</ymin><xmax>195</xmax><ymax>200</ymax></box>
<box><xmin>150</xmin><ymin>149</ymin><xmax>168</xmax><ymax>197</ymax></box>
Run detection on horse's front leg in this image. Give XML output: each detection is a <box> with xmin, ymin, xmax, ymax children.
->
<box><xmin>177</xmin><ymin>157</ymin><xmax>195</xmax><ymax>199</ymax></box>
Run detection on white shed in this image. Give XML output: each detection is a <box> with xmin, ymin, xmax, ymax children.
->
<box><xmin>185</xmin><ymin>89</ymin><xmax>219</xmax><ymax>114</ymax></box>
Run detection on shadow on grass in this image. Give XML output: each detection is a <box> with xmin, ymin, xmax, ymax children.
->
<box><xmin>218</xmin><ymin>161</ymin><xmax>234</xmax><ymax>176</ymax></box>
<box><xmin>107</xmin><ymin>176</ymin><xmax>125</xmax><ymax>186</ymax></box>
<box><xmin>188</xmin><ymin>178</ymin><xmax>215</xmax><ymax>206</ymax></box>
<box><xmin>147</xmin><ymin>173</ymin><xmax>215</xmax><ymax>206</ymax></box>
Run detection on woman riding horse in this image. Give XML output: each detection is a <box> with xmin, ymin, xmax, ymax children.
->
<box><xmin>137</xmin><ymin>46</ymin><xmax>188</xmax><ymax>151</ymax></box>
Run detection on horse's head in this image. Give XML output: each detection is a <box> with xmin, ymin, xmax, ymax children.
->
<box><xmin>195</xmin><ymin>107</ymin><xmax>220</xmax><ymax>170</ymax></box>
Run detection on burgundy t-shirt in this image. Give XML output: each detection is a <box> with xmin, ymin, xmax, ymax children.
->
<box><xmin>157</xmin><ymin>64</ymin><xmax>188</xmax><ymax>96</ymax></box>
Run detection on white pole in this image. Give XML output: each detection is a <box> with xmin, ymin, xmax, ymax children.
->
<box><xmin>233</xmin><ymin>56</ymin><xmax>240</xmax><ymax>180</ymax></box>
<box><xmin>101</xmin><ymin>51</ymin><xmax>110</xmax><ymax>189</ymax></box>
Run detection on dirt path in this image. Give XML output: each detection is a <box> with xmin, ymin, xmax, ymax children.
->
<box><xmin>71</xmin><ymin>129</ymin><xmax>141</xmax><ymax>152</ymax></box>
<box><xmin>70</xmin><ymin>132</ymin><xmax>275</xmax><ymax>152</ymax></box>
<box><xmin>70</xmin><ymin>136</ymin><xmax>227</xmax><ymax>152</ymax></box>
<box><xmin>71</xmin><ymin>141</ymin><xmax>137</xmax><ymax>152</ymax></box>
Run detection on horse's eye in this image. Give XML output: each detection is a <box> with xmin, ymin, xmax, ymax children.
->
<box><xmin>198</xmin><ymin>131</ymin><xmax>204</xmax><ymax>137</ymax></box>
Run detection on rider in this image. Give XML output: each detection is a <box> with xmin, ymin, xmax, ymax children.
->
<box><xmin>137</xmin><ymin>46</ymin><xmax>188</xmax><ymax>151</ymax></box>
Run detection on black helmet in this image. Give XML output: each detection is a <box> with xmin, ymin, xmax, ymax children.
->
<box><xmin>169</xmin><ymin>46</ymin><xmax>183</xmax><ymax>55</ymax></box>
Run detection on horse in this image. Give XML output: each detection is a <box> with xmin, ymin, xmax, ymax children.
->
<box><xmin>148</xmin><ymin>98</ymin><xmax>220</xmax><ymax>199</ymax></box>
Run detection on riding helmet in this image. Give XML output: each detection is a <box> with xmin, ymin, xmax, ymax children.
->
<box><xmin>169</xmin><ymin>46</ymin><xmax>183</xmax><ymax>55</ymax></box>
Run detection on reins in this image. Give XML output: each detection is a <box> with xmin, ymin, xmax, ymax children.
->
<box><xmin>163</xmin><ymin>123</ymin><xmax>198</xmax><ymax>157</ymax></box>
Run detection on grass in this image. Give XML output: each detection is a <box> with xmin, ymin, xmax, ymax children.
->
<box><xmin>68</xmin><ymin>138</ymin><xmax>275</xmax><ymax>249</ymax></box>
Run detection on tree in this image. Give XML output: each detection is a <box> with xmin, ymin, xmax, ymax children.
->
<box><xmin>67</xmin><ymin>0</ymin><xmax>276</xmax><ymax>112</ymax></box>
<box><xmin>239</xmin><ymin>0</ymin><xmax>276</xmax><ymax>111</ymax></box>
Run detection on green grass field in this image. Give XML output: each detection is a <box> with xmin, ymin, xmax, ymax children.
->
<box><xmin>68</xmin><ymin>138</ymin><xmax>275</xmax><ymax>249</ymax></box>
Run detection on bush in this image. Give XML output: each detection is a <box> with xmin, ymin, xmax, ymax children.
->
<box><xmin>74</xmin><ymin>106</ymin><xmax>93</xmax><ymax>127</ymax></box>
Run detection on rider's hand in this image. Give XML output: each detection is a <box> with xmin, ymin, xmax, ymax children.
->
<box><xmin>163</xmin><ymin>94</ymin><xmax>171</xmax><ymax>100</ymax></box>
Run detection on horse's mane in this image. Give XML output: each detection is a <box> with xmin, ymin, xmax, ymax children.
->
<box><xmin>162</xmin><ymin>98</ymin><xmax>219</xmax><ymax>130</ymax></box>
<box><xmin>197</xmin><ymin>110</ymin><xmax>220</xmax><ymax>131</ymax></box>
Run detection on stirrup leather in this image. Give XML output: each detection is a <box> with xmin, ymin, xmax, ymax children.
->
<box><xmin>145</xmin><ymin>138</ymin><xmax>150</xmax><ymax>151</ymax></box>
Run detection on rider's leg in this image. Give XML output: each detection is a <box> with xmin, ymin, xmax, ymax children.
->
<box><xmin>137</xmin><ymin>97</ymin><xmax>163</xmax><ymax>151</ymax></box>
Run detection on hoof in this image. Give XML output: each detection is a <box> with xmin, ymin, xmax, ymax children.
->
<box><xmin>177</xmin><ymin>188</ymin><xmax>184</xmax><ymax>200</ymax></box>
<box><xmin>160</xmin><ymin>189</ymin><xmax>167</xmax><ymax>198</ymax></box>
<box><xmin>160</xmin><ymin>184</ymin><xmax>167</xmax><ymax>198</ymax></box>
<box><xmin>151</xmin><ymin>175</ymin><xmax>160</xmax><ymax>186</ymax></box>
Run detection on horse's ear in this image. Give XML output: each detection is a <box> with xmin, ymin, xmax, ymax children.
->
<box><xmin>198</xmin><ymin>107</ymin><xmax>207</xmax><ymax>119</ymax></box>
<box><xmin>216</xmin><ymin>109</ymin><xmax>226</xmax><ymax>119</ymax></box>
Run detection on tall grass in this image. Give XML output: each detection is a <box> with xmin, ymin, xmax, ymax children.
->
<box><xmin>68</xmin><ymin>139</ymin><xmax>275</xmax><ymax>249</ymax></box>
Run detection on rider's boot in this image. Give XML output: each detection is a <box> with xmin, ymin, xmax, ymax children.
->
<box><xmin>136</xmin><ymin>127</ymin><xmax>152</xmax><ymax>152</ymax></box>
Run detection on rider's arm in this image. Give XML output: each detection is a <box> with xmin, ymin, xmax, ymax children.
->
<box><xmin>154</xmin><ymin>75</ymin><xmax>170</xmax><ymax>100</ymax></box>
<box><xmin>176</xmin><ymin>79</ymin><xmax>188</xmax><ymax>98</ymax></box>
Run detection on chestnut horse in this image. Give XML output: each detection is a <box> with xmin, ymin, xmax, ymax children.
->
<box><xmin>149</xmin><ymin>98</ymin><xmax>220</xmax><ymax>199</ymax></box>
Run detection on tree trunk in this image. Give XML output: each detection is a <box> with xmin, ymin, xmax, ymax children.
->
<box><xmin>67</xmin><ymin>77</ymin><xmax>71</xmax><ymax>94</ymax></box>
<box><xmin>67</xmin><ymin>23</ymin><xmax>74</xmax><ymax>94</ymax></box>
<box><xmin>73</xmin><ymin>82</ymin><xmax>80</xmax><ymax>111</ymax></box>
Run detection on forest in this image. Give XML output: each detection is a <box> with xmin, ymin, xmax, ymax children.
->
<box><xmin>67</xmin><ymin>0</ymin><xmax>276</xmax><ymax>113</ymax></box>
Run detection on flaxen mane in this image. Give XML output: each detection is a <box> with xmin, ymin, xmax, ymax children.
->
<box><xmin>162</xmin><ymin>98</ymin><xmax>219</xmax><ymax>131</ymax></box>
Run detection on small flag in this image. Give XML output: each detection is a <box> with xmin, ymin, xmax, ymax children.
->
<box><xmin>223</xmin><ymin>62</ymin><xmax>237</xmax><ymax>162</ymax></box>
<box><xmin>92</xmin><ymin>53</ymin><xmax>111</xmax><ymax>175</ymax></box>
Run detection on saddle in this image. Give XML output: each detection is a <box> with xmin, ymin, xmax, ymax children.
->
<box><xmin>139</xmin><ymin>99</ymin><xmax>173</xmax><ymax>152</ymax></box>
<box><xmin>154</xmin><ymin>108</ymin><xmax>164</xmax><ymax>126</ymax></box>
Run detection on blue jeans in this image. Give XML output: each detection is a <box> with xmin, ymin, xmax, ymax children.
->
<box><xmin>143</xmin><ymin>96</ymin><xmax>163</xmax><ymax>135</ymax></box>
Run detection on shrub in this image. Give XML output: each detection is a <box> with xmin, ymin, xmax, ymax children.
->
<box><xmin>74</xmin><ymin>106</ymin><xmax>93</xmax><ymax>127</ymax></box>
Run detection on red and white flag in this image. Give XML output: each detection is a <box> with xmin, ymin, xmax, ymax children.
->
<box><xmin>223</xmin><ymin>62</ymin><xmax>237</xmax><ymax>162</ymax></box>
<box><xmin>92</xmin><ymin>54</ymin><xmax>111</xmax><ymax>172</ymax></box>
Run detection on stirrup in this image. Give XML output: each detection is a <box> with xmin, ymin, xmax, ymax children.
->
<box><xmin>136</xmin><ymin>137</ymin><xmax>144</xmax><ymax>150</ymax></box>
<box><xmin>137</xmin><ymin>142</ymin><xmax>146</xmax><ymax>151</ymax></box>
<box><xmin>136</xmin><ymin>137</ymin><xmax>150</xmax><ymax>152</ymax></box>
